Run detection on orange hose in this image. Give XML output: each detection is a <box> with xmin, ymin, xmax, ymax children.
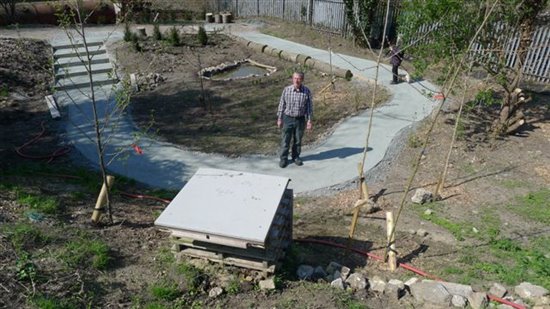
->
<box><xmin>15</xmin><ymin>121</ymin><xmax>71</xmax><ymax>162</ymax></box>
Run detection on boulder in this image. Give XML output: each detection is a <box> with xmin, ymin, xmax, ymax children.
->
<box><xmin>340</xmin><ymin>266</ymin><xmax>351</xmax><ymax>280</ymax></box>
<box><xmin>259</xmin><ymin>278</ymin><xmax>276</xmax><ymax>290</ymax></box>
<box><xmin>467</xmin><ymin>292</ymin><xmax>488</xmax><ymax>309</ymax></box>
<box><xmin>515</xmin><ymin>282</ymin><xmax>549</xmax><ymax>300</ymax></box>
<box><xmin>370</xmin><ymin>276</ymin><xmax>386</xmax><ymax>293</ymax></box>
<box><xmin>326</xmin><ymin>261</ymin><xmax>342</xmax><ymax>275</ymax></box>
<box><xmin>331</xmin><ymin>278</ymin><xmax>345</xmax><ymax>290</ymax></box>
<box><xmin>313</xmin><ymin>266</ymin><xmax>327</xmax><ymax>280</ymax></box>
<box><xmin>208</xmin><ymin>287</ymin><xmax>223</xmax><ymax>298</ymax></box>
<box><xmin>451</xmin><ymin>295</ymin><xmax>468</xmax><ymax>308</ymax></box>
<box><xmin>409</xmin><ymin>281</ymin><xmax>452</xmax><ymax>306</ymax></box>
<box><xmin>489</xmin><ymin>283</ymin><xmax>508</xmax><ymax>298</ymax></box>
<box><xmin>297</xmin><ymin>265</ymin><xmax>314</xmax><ymax>280</ymax></box>
<box><xmin>411</xmin><ymin>188</ymin><xmax>433</xmax><ymax>204</ymax></box>
<box><xmin>439</xmin><ymin>282</ymin><xmax>473</xmax><ymax>298</ymax></box>
<box><xmin>345</xmin><ymin>273</ymin><xmax>367</xmax><ymax>291</ymax></box>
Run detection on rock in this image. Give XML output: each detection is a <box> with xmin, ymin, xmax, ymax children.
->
<box><xmin>440</xmin><ymin>282</ymin><xmax>473</xmax><ymax>298</ymax></box>
<box><xmin>296</xmin><ymin>265</ymin><xmax>314</xmax><ymax>280</ymax></box>
<box><xmin>424</xmin><ymin>209</ymin><xmax>433</xmax><ymax>215</ymax></box>
<box><xmin>326</xmin><ymin>261</ymin><xmax>342</xmax><ymax>275</ymax></box>
<box><xmin>536</xmin><ymin>296</ymin><xmax>550</xmax><ymax>305</ymax></box>
<box><xmin>515</xmin><ymin>282</ymin><xmax>549</xmax><ymax>300</ymax></box>
<box><xmin>345</xmin><ymin>273</ymin><xmax>367</xmax><ymax>291</ymax></box>
<box><xmin>331</xmin><ymin>278</ymin><xmax>345</xmax><ymax>290</ymax></box>
<box><xmin>404</xmin><ymin>277</ymin><xmax>419</xmax><ymax>290</ymax></box>
<box><xmin>411</xmin><ymin>188</ymin><xmax>434</xmax><ymax>204</ymax></box>
<box><xmin>532</xmin><ymin>306</ymin><xmax>550</xmax><ymax>309</ymax></box>
<box><xmin>467</xmin><ymin>292</ymin><xmax>488</xmax><ymax>309</ymax></box>
<box><xmin>259</xmin><ymin>278</ymin><xmax>276</xmax><ymax>290</ymax></box>
<box><xmin>340</xmin><ymin>266</ymin><xmax>351</xmax><ymax>280</ymax></box>
<box><xmin>409</xmin><ymin>281</ymin><xmax>452</xmax><ymax>306</ymax></box>
<box><xmin>452</xmin><ymin>295</ymin><xmax>468</xmax><ymax>308</ymax></box>
<box><xmin>385</xmin><ymin>281</ymin><xmax>402</xmax><ymax>300</ymax></box>
<box><xmin>333</xmin><ymin>270</ymin><xmax>341</xmax><ymax>281</ymax></box>
<box><xmin>489</xmin><ymin>283</ymin><xmax>507</xmax><ymax>298</ymax></box>
<box><xmin>208</xmin><ymin>287</ymin><xmax>223</xmax><ymax>298</ymax></box>
<box><xmin>388</xmin><ymin>279</ymin><xmax>405</xmax><ymax>290</ymax></box>
<box><xmin>313</xmin><ymin>266</ymin><xmax>327</xmax><ymax>280</ymax></box>
<box><xmin>496</xmin><ymin>305</ymin><xmax>514</xmax><ymax>309</ymax></box>
<box><xmin>416</xmin><ymin>229</ymin><xmax>428</xmax><ymax>237</ymax></box>
<box><xmin>370</xmin><ymin>276</ymin><xmax>386</xmax><ymax>293</ymax></box>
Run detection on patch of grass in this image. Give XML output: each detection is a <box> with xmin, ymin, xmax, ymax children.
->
<box><xmin>407</xmin><ymin>133</ymin><xmax>422</xmax><ymax>148</ymax></box>
<box><xmin>226</xmin><ymin>276</ymin><xmax>241</xmax><ymax>295</ymax></box>
<box><xmin>30</xmin><ymin>295</ymin><xmax>79</xmax><ymax>309</ymax></box>
<box><xmin>177</xmin><ymin>262</ymin><xmax>207</xmax><ymax>293</ymax></box>
<box><xmin>155</xmin><ymin>247</ymin><xmax>175</xmax><ymax>269</ymax></box>
<box><xmin>61</xmin><ymin>238</ymin><xmax>111</xmax><ymax>270</ymax></box>
<box><xmin>17</xmin><ymin>193</ymin><xmax>60</xmax><ymax>215</ymax></box>
<box><xmin>150</xmin><ymin>281</ymin><xmax>182</xmax><ymax>301</ymax></box>
<box><xmin>16</xmin><ymin>251</ymin><xmax>37</xmax><ymax>282</ymax></box>
<box><xmin>0</xmin><ymin>85</ymin><xmax>8</xmax><ymax>97</ymax></box>
<box><xmin>508</xmin><ymin>189</ymin><xmax>550</xmax><ymax>224</ymax></box>
<box><xmin>4</xmin><ymin>222</ymin><xmax>50</xmax><ymax>250</ymax></box>
<box><xmin>443</xmin><ymin>266</ymin><xmax>464</xmax><ymax>275</ymax></box>
<box><xmin>499</xmin><ymin>179</ymin><xmax>531</xmax><ymax>189</ymax></box>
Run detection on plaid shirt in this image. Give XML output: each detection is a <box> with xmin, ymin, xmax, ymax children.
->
<box><xmin>277</xmin><ymin>85</ymin><xmax>313</xmax><ymax>120</ymax></box>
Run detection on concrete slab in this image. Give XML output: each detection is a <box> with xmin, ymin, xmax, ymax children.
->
<box><xmin>155</xmin><ymin>168</ymin><xmax>290</xmax><ymax>245</ymax></box>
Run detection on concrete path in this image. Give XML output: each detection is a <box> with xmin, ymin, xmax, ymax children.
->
<box><xmin>49</xmin><ymin>25</ymin><xmax>439</xmax><ymax>193</ymax></box>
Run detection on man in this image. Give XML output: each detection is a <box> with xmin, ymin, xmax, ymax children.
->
<box><xmin>389</xmin><ymin>42</ymin><xmax>403</xmax><ymax>84</ymax></box>
<box><xmin>277</xmin><ymin>72</ymin><xmax>313</xmax><ymax>168</ymax></box>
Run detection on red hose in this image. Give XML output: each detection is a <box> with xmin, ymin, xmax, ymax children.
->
<box><xmin>15</xmin><ymin>121</ymin><xmax>71</xmax><ymax>163</ymax></box>
<box><xmin>295</xmin><ymin>238</ymin><xmax>526</xmax><ymax>309</ymax></box>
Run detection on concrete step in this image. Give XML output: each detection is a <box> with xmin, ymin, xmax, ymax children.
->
<box><xmin>54</xmin><ymin>55</ymin><xmax>110</xmax><ymax>69</ymax></box>
<box><xmin>55</xmin><ymin>73</ymin><xmax>118</xmax><ymax>91</ymax></box>
<box><xmin>54</xmin><ymin>47</ymin><xmax>106</xmax><ymax>59</ymax></box>
<box><xmin>55</xmin><ymin>62</ymin><xmax>114</xmax><ymax>80</ymax></box>
<box><xmin>52</xmin><ymin>41</ymin><xmax>103</xmax><ymax>50</ymax></box>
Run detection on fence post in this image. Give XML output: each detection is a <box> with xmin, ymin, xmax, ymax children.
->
<box><xmin>308</xmin><ymin>0</ymin><xmax>313</xmax><ymax>26</ymax></box>
<box><xmin>257</xmin><ymin>0</ymin><xmax>260</xmax><ymax>16</ymax></box>
<box><xmin>282</xmin><ymin>0</ymin><xmax>285</xmax><ymax>19</ymax></box>
<box><xmin>341</xmin><ymin>2</ymin><xmax>347</xmax><ymax>36</ymax></box>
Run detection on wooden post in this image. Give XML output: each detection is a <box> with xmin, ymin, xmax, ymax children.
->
<box><xmin>307</xmin><ymin>0</ymin><xmax>313</xmax><ymax>26</ymax></box>
<box><xmin>386</xmin><ymin>211</ymin><xmax>397</xmax><ymax>272</ymax></box>
<box><xmin>91</xmin><ymin>175</ymin><xmax>115</xmax><ymax>223</ymax></box>
<box><xmin>348</xmin><ymin>163</ymin><xmax>369</xmax><ymax>241</ymax></box>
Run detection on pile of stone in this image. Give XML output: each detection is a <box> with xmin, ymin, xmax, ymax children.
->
<box><xmin>136</xmin><ymin>72</ymin><xmax>165</xmax><ymax>91</ymax></box>
<box><xmin>199</xmin><ymin>59</ymin><xmax>244</xmax><ymax>79</ymax></box>
<box><xmin>285</xmin><ymin>261</ymin><xmax>549</xmax><ymax>309</ymax></box>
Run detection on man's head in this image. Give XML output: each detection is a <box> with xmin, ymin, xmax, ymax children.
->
<box><xmin>292</xmin><ymin>72</ymin><xmax>304</xmax><ymax>88</ymax></box>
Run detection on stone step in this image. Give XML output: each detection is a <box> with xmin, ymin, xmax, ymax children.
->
<box><xmin>55</xmin><ymin>64</ymin><xmax>114</xmax><ymax>80</ymax></box>
<box><xmin>54</xmin><ymin>47</ymin><xmax>106</xmax><ymax>59</ymax></box>
<box><xmin>55</xmin><ymin>73</ymin><xmax>118</xmax><ymax>91</ymax></box>
<box><xmin>52</xmin><ymin>41</ymin><xmax>103</xmax><ymax>50</ymax></box>
<box><xmin>54</xmin><ymin>55</ymin><xmax>110</xmax><ymax>69</ymax></box>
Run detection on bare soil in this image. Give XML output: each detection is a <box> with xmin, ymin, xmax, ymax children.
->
<box><xmin>113</xmin><ymin>32</ymin><xmax>387</xmax><ymax>157</ymax></box>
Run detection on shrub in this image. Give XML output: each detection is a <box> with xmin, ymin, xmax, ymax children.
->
<box><xmin>131</xmin><ymin>32</ymin><xmax>142</xmax><ymax>52</ymax></box>
<box><xmin>166</xmin><ymin>26</ymin><xmax>180</xmax><ymax>46</ymax></box>
<box><xmin>197</xmin><ymin>26</ymin><xmax>208</xmax><ymax>46</ymax></box>
<box><xmin>153</xmin><ymin>23</ymin><xmax>162</xmax><ymax>40</ymax></box>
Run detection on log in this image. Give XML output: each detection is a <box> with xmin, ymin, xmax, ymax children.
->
<box><xmin>91</xmin><ymin>175</ymin><xmax>115</xmax><ymax>223</ymax></box>
<box><xmin>247</xmin><ymin>41</ymin><xmax>268</xmax><ymax>53</ymax></box>
<box><xmin>386</xmin><ymin>211</ymin><xmax>397</xmax><ymax>272</ymax></box>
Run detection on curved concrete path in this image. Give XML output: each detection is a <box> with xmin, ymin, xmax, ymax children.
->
<box><xmin>50</xmin><ymin>25</ymin><xmax>439</xmax><ymax>193</ymax></box>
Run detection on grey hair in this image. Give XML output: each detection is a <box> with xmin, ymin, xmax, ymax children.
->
<box><xmin>293</xmin><ymin>71</ymin><xmax>305</xmax><ymax>79</ymax></box>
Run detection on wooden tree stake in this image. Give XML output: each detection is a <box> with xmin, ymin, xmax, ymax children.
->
<box><xmin>386</xmin><ymin>211</ymin><xmax>397</xmax><ymax>272</ymax></box>
<box><xmin>91</xmin><ymin>175</ymin><xmax>115</xmax><ymax>223</ymax></box>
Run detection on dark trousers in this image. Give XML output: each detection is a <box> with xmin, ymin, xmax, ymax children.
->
<box><xmin>392</xmin><ymin>64</ymin><xmax>399</xmax><ymax>83</ymax></box>
<box><xmin>280</xmin><ymin>115</ymin><xmax>305</xmax><ymax>161</ymax></box>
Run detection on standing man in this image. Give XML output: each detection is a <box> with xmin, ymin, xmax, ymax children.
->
<box><xmin>389</xmin><ymin>42</ymin><xmax>403</xmax><ymax>84</ymax></box>
<box><xmin>277</xmin><ymin>72</ymin><xmax>313</xmax><ymax>168</ymax></box>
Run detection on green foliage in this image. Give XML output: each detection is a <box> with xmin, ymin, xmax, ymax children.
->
<box><xmin>226</xmin><ymin>276</ymin><xmax>241</xmax><ymax>295</ymax></box>
<box><xmin>197</xmin><ymin>26</ymin><xmax>208</xmax><ymax>46</ymax></box>
<box><xmin>153</xmin><ymin>23</ymin><xmax>162</xmax><ymax>40</ymax></box>
<box><xmin>177</xmin><ymin>262</ymin><xmax>206</xmax><ymax>293</ymax></box>
<box><xmin>17</xmin><ymin>193</ymin><xmax>60</xmax><ymax>215</ymax></box>
<box><xmin>131</xmin><ymin>32</ymin><xmax>142</xmax><ymax>52</ymax></box>
<box><xmin>508</xmin><ymin>189</ymin><xmax>550</xmax><ymax>224</ymax></box>
<box><xmin>150</xmin><ymin>282</ymin><xmax>182</xmax><ymax>301</ymax></box>
<box><xmin>0</xmin><ymin>85</ymin><xmax>8</xmax><ymax>97</ymax></box>
<box><xmin>16</xmin><ymin>252</ymin><xmax>37</xmax><ymax>282</ymax></box>
<box><xmin>31</xmin><ymin>295</ymin><xmax>79</xmax><ymax>309</ymax></box>
<box><xmin>61</xmin><ymin>238</ymin><xmax>111</xmax><ymax>270</ymax></box>
<box><xmin>474</xmin><ymin>89</ymin><xmax>500</xmax><ymax>107</ymax></box>
<box><xmin>407</xmin><ymin>132</ymin><xmax>422</xmax><ymax>148</ymax></box>
<box><xmin>343</xmin><ymin>0</ymin><xmax>378</xmax><ymax>47</ymax></box>
<box><xmin>124</xmin><ymin>23</ymin><xmax>133</xmax><ymax>42</ymax></box>
<box><xmin>4</xmin><ymin>222</ymin><xmax>49</xmax><ymax>250</ymax></box>
<box><xmin>166</xmin><ymin>26</ymin><xmax>181</xmax><ymax>46</ymax></box>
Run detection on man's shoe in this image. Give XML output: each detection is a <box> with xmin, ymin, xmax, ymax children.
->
<box><xmin>294</xmin><ymin>157</ymin><xmax>303</xmax><ymax>166</ymax></box>
<box><xmin>279</xmin><ymin>159</ymin><xmax>288</xmax><ymax>168</ymax></box>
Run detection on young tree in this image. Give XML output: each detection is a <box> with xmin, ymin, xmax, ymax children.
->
<box><xmin>399</xmin><ymin>0</ymin><xmax>548</xmax><ymax>136</ymax></box>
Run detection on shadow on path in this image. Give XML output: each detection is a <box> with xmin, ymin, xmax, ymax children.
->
<box><xmin>302</xmin><ymin>147</ymin><xmax>369</xmax><ymax>161</ymax></box>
